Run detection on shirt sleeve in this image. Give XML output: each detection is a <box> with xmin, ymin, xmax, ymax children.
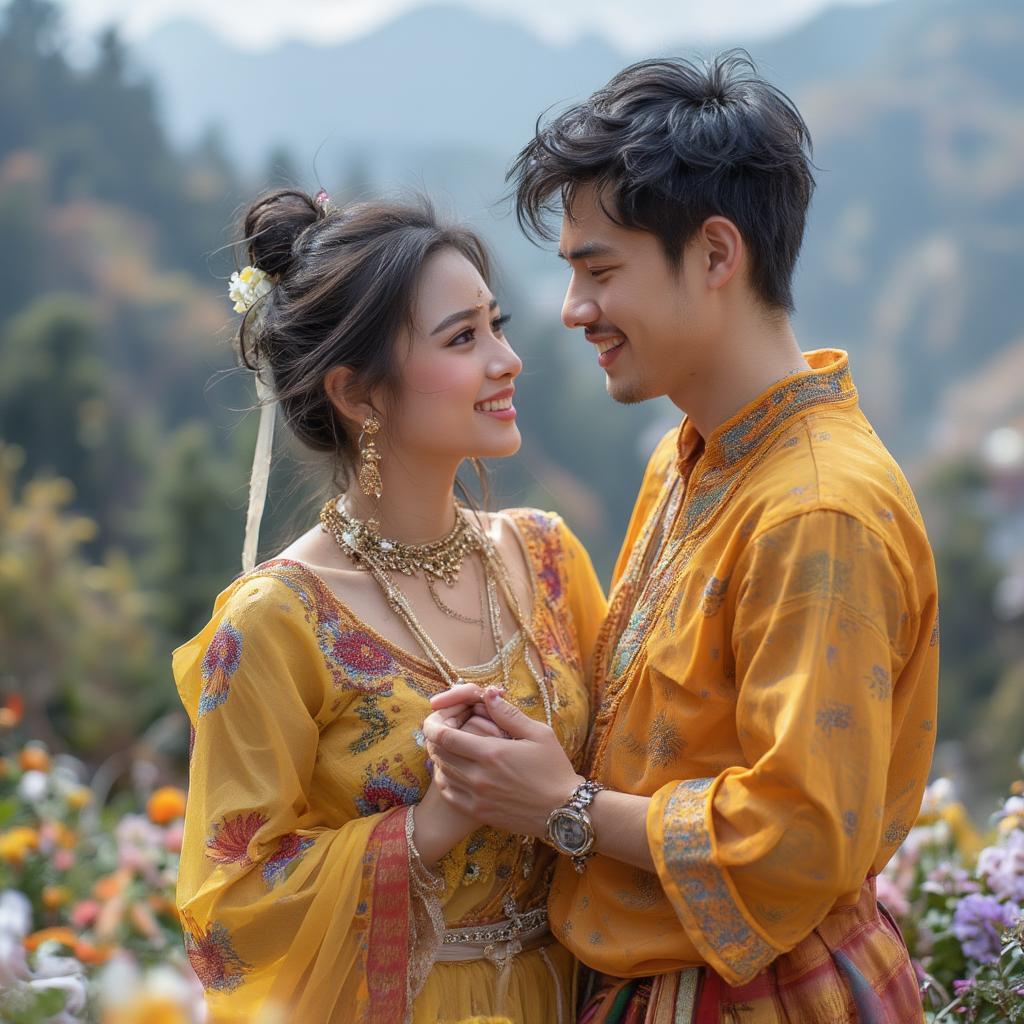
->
<box><xmin>646</xmin><ymin>509</ymin><xmax>917</xmax><ymax>986</ymax></box>
<box><xmin>173</xmin><ymin>576</ymin><xmax>428</xmax><ymax>1023</ymax></box>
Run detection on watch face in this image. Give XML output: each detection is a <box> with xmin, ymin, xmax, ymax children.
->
<box><xmin>552</xmin><ymin>811</ymin><xmax>590</xmax><ymax>854</ymax></box>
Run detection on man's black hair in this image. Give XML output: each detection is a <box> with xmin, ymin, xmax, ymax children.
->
<box><xmin>508</xmin><ymin>51</ymin><xmax>815</xmax><ymax>312</ymax></box>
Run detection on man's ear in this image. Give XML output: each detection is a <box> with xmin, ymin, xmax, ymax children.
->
<box><xmin>324</xmin><ymin>366</ymin><xmax>375</xmax><ymax>426</ymax></box>
<box><xmin>699</xmin><ymin>216</ymin><xmax>744</xmax><ymax>291</ymax></box>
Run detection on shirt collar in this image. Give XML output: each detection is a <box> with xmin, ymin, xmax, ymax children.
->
<box><xmin>676</xmin><ymin>348</ymin><xmax>857</xmax><ymax>474</ymax></box>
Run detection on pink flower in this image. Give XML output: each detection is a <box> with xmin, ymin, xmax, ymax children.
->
<box><xmin>53</xmin><ymin>849</ymin><xmax>75</xmax><ymax>872</ymax></box>
<box><xmin>876</xmin><ymin>873</ymin><xmax>910</xmax><ymax>919</ymax></box>
<box><xmin>163</xmin><ymin>821</ymin><xmax>184</xmax><ymax>854</ymax></box>
<box><xmin>70</xmin><ymin>900</ymin><xmax>100</xmax><ymax>929</ymax></box>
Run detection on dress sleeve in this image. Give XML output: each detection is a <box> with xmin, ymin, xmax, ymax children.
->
<box><xmin>645</xmin><ymin>509</ymin><xmax>917</xmax><ymax>987</ymax></box>
<box><xmin>172</xmin><ymin>575</ymin><xmax>431</xmax><ymax>1024</ymax></box>
<box><xmin>558</xmin><ymin>519</ymin><xmax>609</xmax><ymax>676</ymax></box>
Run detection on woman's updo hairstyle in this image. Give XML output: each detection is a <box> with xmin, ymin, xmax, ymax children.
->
<box><xmin>236</xmin><ymin>188</ymin><xmax>492</xmax><ymax>482</ymax></box>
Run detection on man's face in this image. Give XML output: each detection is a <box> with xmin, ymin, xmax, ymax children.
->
<box><xmin>559</xmin><ymin>184</ymin><xmax>713</xmax><ymax>406</ymax></box>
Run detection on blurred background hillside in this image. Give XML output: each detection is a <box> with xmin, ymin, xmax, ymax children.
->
<box><xmin>1</xmin><ymin>0</ymin><xmax>1022</xmax><ymax>809</ymax></box>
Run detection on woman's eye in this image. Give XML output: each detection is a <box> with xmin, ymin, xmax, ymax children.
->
<box><xmin>448</xmin><ymin>328</ymin><xmax>475</xmax><ymax>347</ymax></box>
<box><xmin>492</xmin><ymin>314</ymin><xmax>511</xmax><ymax>335</ymax></box>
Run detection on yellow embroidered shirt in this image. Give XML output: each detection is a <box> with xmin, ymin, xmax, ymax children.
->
<box><xmin>548</xmin><ymin>349</ymin><xmax>939</xmax><ymax>988</ymax></box>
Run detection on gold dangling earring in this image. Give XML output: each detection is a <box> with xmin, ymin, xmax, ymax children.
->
<box><xmin>357</xmin><ymin>412</ymin><xmax>383</xmax><ymax>533</ymax></box>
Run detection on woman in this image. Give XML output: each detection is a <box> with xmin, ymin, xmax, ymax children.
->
<box><xmin>172</xmin><ymin>188</ymin><xmax>607</xmax><ymax>1024</ymax></box>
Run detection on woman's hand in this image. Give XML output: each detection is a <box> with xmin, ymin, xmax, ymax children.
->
<box><xmin>428</xmin><ymin>682</ymin><xmax>506</xmax><ymax>737</ymax></box>
<box><xmin>423</xmin><ymin>686</ymin><xmax>582</xmax><ymax>837</ymax></box>
<box><xmin>411</xmin><ymin>698</ymin><xmax>483</xmax><ymax>870</ymax></box>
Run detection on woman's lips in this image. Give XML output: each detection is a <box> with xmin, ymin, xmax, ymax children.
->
<box><xmin>474</xmin><ymin>389</ymin><xmax>516</xmax><ymax>420</ymax></box>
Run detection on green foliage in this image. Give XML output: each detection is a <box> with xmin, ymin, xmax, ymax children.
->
<box><xmin>0</xmin><ymin>445</ymin><xmax>162</xmax><ymax>755</ymax></box>
<box><xmin>935</xmin><ymin>924</ymin><xmax>1024</xmax><ymax>1022</ymax></box>
<box><xmin>922</xmin><ymin>459</ymin><xmax>1004</xmax><ymax>735</ymax></box>
<box><xmin>136</xmin><ymin>420</ymin><xmax>247</xmax><ymax>640</ymax></box>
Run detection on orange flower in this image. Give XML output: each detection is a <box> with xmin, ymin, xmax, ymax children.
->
<box><xmin>0</xmin><ymin>826</ymin><xmax>39</xmax><ymax>864</ymax></box>
<box><xmin>129</xmin><ymin>900</ymin><xmax>163</xmax><ymax>941</ymax></box>
<box><xmin>95</xmin><ymin>893</ymin><xmax>126</xmax><ymax>941</ymax></box>
<box><xmin>93</xmin><ymin>868</ymin><xmax>131</xmax><ymax>901</ymax></box>
<box><xmin>42</xmin><ymin>885</ymin><xmax>71</xmax><ymax>910</ymax></box>
<box><xmin>24</xmin><ymin>926</ymin><xmax>77</xmax><ymax>952</ymax></box>
<box><xmin>147</xmin><ymin>786</ymin><xmax>187</xmax><ymax>825</ymax></box>
<box><xmin>18</xmin><ymin>744</ymin><xmax>50</xmax><ymax>773</ymax></box>
<box><xmin>0</xmin><ymin>694</ymin><xmax>23</xmax><ymax>728</ymax></box>
<box><xmin>74</xmin><ymin>938</ymin><xmax>115</xmax><ymax>964</ymax></box>
<box><xmin>148</xmin><ymin>893</ymin><xmax>181</xmax><ymax>922</ymax></box>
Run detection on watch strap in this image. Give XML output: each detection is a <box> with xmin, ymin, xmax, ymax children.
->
<box><xmin>567</xmin><ymin>779</ymin><xmax>605</xmax><ymax>812</ymax></box>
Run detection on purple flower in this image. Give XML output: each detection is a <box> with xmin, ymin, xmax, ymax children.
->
<box><xmin>952</xmin><ymin>978</ymin><xmax>974</xmax><ymax>996</ymax></box>
<box><xmin>952</xmin><ymin>893</ymin><xmax>1021</xmax><ymax>963</ymax></box>
<box><xmin>922</xmin><ymin>863</ymin><xmax>980</xmax><ymax>898</ymax></box>
<box><xmin>977</xmin><ymin>832</ymin><xmax>1024</xmax><ymax>903</ymax></box>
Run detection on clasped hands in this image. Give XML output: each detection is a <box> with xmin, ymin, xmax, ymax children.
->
<box><xmin>421</xmin><ymin>683</ymin><xmax>583</xmax><ymax>839</ymax></box>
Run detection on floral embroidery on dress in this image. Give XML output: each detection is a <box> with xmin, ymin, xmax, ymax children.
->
<box><xmin>182</xmin><ymin>911</ymin><xmax>251</xmax><ymax>992</ymax></box>
<box><xmin>506</xmin><ymin>510</ymin><xmax>578</xmax><ymax>673</ymax></box>
<box><xmin>198</xmin><ymin>622</ymin><xmax>243</xmax><ymax>717</ymax></box>
<box><xmin>322</xmin><ymin>623</ymin><xmax>396</xmax><ymax>695</ymax></box>
<box><xmin>354</xmin><ymin>754</ymin><xmax>423</xmax><ymax>817</ymax></box>
<box><xmin>262</xmin><ymin>832</ymin><xmax>316</xmax><ymax>887</ymax></box>
<box><xmin>250</xmin><ymin>560</ymin><xmax>395</xmax><ymax>692</ymax></box>
<box><xmin>205</xmin><ymin>811</ymin><xmax>267</xmax><ymax>865</ymax></box>
<box><xmin>349</xmin><ymin>694</ymin><xmax>393</xmax><ymax>754</ymax></box>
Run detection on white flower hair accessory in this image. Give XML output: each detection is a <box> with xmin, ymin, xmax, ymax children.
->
<box><xmin>228</xmin><ymin>265</ymin><xmax>273</xmax><ymax>313</ymax></box>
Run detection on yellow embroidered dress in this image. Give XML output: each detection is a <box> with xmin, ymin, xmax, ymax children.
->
<box><xmin>550</xmin><ymin>350</ymin><xmax>939</xmax><ymax>1022</ymax></box>
<box><xmin>173</xmin><ymin>509</ymin><xmax>606</xmax><ymax>1024</ymax></box>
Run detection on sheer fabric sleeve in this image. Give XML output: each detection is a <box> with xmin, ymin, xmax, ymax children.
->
<box><xmin>558</xmin><ymin>518</ymin><xmax>608</xmax><ymax>678</ymax></box>
<box><xmin>173</xmin><ymin>575</ymin><xmax>422</xmax><ymax>1024</ymax></box>
<box><xmin>646</xmin><ymin>510</ymin><xmax>917</xmax><ymax>986</ymax></box>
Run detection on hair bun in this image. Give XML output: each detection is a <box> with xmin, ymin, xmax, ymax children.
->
<box><xmin>243</xmin><ymin>188</ymin><xmax>320</xmax><ymax>279</ymax></box>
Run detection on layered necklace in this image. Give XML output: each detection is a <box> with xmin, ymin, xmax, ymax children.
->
<box><xmin>318</xmin><ymin>498</ymin><xmax>554</xmax><ymax>728</ymax></box>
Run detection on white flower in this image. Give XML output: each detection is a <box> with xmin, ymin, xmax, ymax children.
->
<box><xmin>27</xmin><ymin>972</ymin><xmax>87</xmax><ymax>1016</ymax></box>
<box><xmin>0</xmin><ymin>890</ymin><xmax>33</xmax><ymax>938</ymax></box>
<box><xmin>1002</xmin><ymin>795</ymin><xmax>1024</xmax><ymax>817</ymax></box>
<box><xmin>920</xmin><ymin>776</ymin><xmax>956</xmax><ymax>815</ymax></box>
<box><xmin>17</xmin><ymin>770</ymin><xmax>49</xmax><ymax>804</ymax></box>
<box><xmin>0</xmin><ymin>932</ymin><xmax>31</xmax><ymax>986</ymax></box>
<box><xmin>228</xmin><ymin>265</ymin><xmax>272</xmax><ymax>313</ymax></box>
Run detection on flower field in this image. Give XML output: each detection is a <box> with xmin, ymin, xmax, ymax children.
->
<box><xmin>0</xmin><ymin>696</ymin><xmax>1021</xmax><ymax>1022</ymax></box>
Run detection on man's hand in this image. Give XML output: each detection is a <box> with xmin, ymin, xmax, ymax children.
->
<box><xmin>423</xmin><ymin>686</ymin><xmax>583</xmax><ymax>837</ymax></box>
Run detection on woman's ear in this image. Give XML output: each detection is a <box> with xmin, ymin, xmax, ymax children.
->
<box><xmin>324</xmin><ymin>366</ymin><xmax>375</xmax><ymax>425</ymax></box>
<box><xmin>700</xmin><ymin>215</ymin><xmax>744</xmax><ymax>291</ymax></box>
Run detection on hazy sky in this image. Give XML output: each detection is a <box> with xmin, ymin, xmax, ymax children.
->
<box><xmin>54</xmin><ymin>0</ymin><xmax>890</xmax><ymax>53</ymax></box>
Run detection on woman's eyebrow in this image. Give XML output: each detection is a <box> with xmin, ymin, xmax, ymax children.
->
<box><xmin>430</xmin><ymin>298</ymin><xmax>499</xmax><ymax>336</ymax></box>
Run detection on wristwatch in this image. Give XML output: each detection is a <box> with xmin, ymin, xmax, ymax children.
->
<box><xmin>545</xmin><ymin>779</ymin><xmax>605</xmax><ymax>873</ymax></box>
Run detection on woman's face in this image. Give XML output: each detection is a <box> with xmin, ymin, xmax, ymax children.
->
<box><xmin>386</xmin><ymin>247</ymin><xmax>523</xmax><ymax>466</ymax></box>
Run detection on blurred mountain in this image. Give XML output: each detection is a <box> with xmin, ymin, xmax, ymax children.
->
<box><xmin>131</xmin><ymin>0</ymin><xmax>1024</xmax><ymax>463</ymax></box>
<box><xmin>135</xmin><ymin>5</ymin><xmax>624</xmax><ymax>169</ymax></box>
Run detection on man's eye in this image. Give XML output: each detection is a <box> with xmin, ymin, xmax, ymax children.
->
<box><xmin>589</xmin><ymin>268</ymin><xmax>610</xmax><ymax>279</ymax></box>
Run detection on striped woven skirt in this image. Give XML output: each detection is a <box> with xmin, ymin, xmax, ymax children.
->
<box><xmin>577</xmin><ymin>877</ymin><xmax>924</xmax><ymax>1024</ymax></box>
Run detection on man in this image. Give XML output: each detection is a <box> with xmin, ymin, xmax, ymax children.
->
<box><xmin>425</xmin><ymin>52</ymin><xmax>938</xmax><ymax>1021</ymax></box>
